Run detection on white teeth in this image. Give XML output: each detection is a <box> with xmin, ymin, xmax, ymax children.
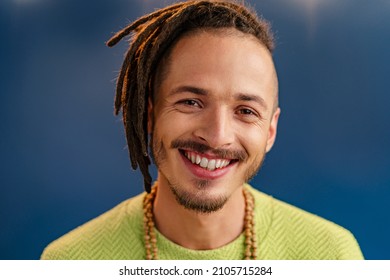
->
<box><xmin>184</xmin><ymin>151</ymin><xmax>231</xmax><ymax>171</ymax></box>
<box><xmin>200</xmin><ymin>157</ymin><xmax>208</xmax><ymax>168</ymax></box>
<box><xmin>207</xmin><ymin>159</ymin><xmax>216</xmax><ymax>171</ymax></box>
<box><xmin>221</xmin><ymin>160</ymin><xmax>229</xmax><ymax>168</ymax></box>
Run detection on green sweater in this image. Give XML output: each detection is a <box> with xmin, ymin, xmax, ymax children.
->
<box><xmin>41</xmin><ymin>185</ymin><xmax>363</xmax><ymax>260</ymax></box>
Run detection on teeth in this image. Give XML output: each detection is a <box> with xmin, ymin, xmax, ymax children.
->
<box><xmin>200</xmin><ymin>157</ymin><xmax>208</xmax><ymax>168</ymax></box>
<box><xmin>191</xmin><ymin>154</ymin><xmax>196</xmax><ymax>164</ymax></box>
<box><xmin>184</xmin><ymin>151</ymin><xmax>231</xmax><ymax>171</ymax></box>
<box><xmin>207</xmin><ymin>159</ymin><xmax>216</xmax><ymax>171</ymax></box>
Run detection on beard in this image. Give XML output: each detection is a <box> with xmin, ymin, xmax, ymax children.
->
<box><xmin>150</xmin><ymin>134</ymin><xmax>265</xmax><ymax>214</ymax></box>
<box><xmin>170</xmin><ymin>179</ymin><xmax>228</xmax><ymax>213</ymax></box>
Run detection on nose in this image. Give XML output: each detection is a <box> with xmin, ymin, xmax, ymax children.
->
<box><xmin>193</xmin><ymin>107</ymin><xmax>235</xmax><ymax>149</ymax></box>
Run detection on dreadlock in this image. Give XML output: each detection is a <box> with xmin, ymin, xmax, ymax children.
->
<box><xmin>106</xmin><ymin>0</ymin><xmax>275</xmax><ymax>193</ymax></box>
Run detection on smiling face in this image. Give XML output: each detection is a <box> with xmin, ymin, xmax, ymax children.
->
<box><xmin>149</xmin><ymin>29</ymin><xmax>280</xmax><ymax>213</ymax></box>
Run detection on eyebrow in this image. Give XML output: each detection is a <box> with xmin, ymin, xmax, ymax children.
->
<box><xmin>170</xmin><ymin>85</ymin><xmax>268</xmax><ymax>111</ymax></box>
<box><xmin>170</xmin><ymin>86</ymin><xmax>208</xmax><ymax>96</ymax></box>
<box><xmin>235</xmin><ymin>93</ymin><xmax>268</xmax><ymax>111</ymax></box>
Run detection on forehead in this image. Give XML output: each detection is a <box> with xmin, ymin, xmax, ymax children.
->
<box><xmin>157</xmin><ymin>29</ymin><xmax>278</xmax><ymax>108</ymax></box>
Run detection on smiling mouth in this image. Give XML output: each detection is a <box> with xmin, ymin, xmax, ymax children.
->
<box><xmin>180</xmin><ymin>149</ymin><xmax>237</xmax><ymax>171</ymax></box>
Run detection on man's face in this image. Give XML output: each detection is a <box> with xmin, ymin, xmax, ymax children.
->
<box><xmin>149</xmin><ymin>29</ymin><xmax>280</xmax><ymax>213</ymax></box>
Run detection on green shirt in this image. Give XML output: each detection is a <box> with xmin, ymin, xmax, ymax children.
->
<box><xmin>41</xmin><ymin>185</ymin><xmax>364</xmax><ymax>260</ymax></box>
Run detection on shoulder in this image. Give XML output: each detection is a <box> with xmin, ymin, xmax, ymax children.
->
<box><xmin>246</xmin><ymin>184</ymin><xmax>364</xmax><ymax>259</ymax></box>
<box><xmin>41</xmin><ymin>193</ymin><xmax>146</xmax><ymax>260</ymax></box>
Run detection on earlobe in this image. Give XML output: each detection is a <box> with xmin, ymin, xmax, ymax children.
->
<box><xmin>147</xmin><ymin>97</ymin><xmax>153</xmax><ymax>134</ymax></box>
<box><xmin>265</xmin><ymin>107</ymin><xmax>281</xmax><ymax>153</ymax></box>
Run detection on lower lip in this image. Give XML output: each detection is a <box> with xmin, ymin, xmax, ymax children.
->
<box><xmin>179</xmin><ymin>152</ymin><xmax>236</xmax><ymax>180</ymax></box>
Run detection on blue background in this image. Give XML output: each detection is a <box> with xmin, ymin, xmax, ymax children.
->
<box><xmin>1</xmin><ymin>0</ymin><xmax>389</xmax><ymax>260</ymax></box>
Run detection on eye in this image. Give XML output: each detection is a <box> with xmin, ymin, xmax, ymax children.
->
<box><xmin>238</xmin><ymin>108</ymin><xmax>256</xmax><ymax>115</ymax></box>
<box><xmin>236</xmin><ymin>106</ymin><xmax>262</xmax><ymax>123</ymax></box>
<box><xmin>174</xmin><ymin>98</ymin><xmax>203</xmax><ymax>113</ymax></box>
<box><xmin>237</xmin><ymin>107</ymin><xmax>259</xmax><ymax>117</ymax></box>
<box><xmin>181</xmin><ymin>99</ymin><xmax>200</xmax><ymax>107</ymax></box>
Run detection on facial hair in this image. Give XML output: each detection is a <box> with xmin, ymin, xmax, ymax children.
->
<box><xmin>150</xmin><ymin>134</ymin><xmax>265</xmax><ymax>213</ymax></box>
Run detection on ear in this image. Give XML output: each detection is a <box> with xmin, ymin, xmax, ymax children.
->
<box><xmin>147</xmin><ymin>97</ymin><xmax>153</xmax><ymax>134</ymax></box>
<box><xmin>265</xmin><ymin>107</ymin><xmax>281</xmax><ymax>153</ymax></box>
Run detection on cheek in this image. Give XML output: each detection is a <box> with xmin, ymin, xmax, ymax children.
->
<box><xmin>238</xmin><ymin>126</ymin><xmax>267</xmax><ymax>155</ymax></box>
<box><xmin>154</xmin><ymin>112</ymin><xmax>195</xmax><ymax>141</ymax></box>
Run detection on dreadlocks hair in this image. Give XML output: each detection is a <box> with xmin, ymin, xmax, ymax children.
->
<box><xmin>106</xmin><ymin>0</ymin><xmax>275</xmax><ymax>193</ymax></box>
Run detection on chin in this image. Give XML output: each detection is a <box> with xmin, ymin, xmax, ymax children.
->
<box><xmin>168</xmin><ymin>179</ymin><xmax>229</xmax><ymax>214</ymax></box>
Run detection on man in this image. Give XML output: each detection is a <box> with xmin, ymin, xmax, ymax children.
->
<box><xmin>41</xmin><ymin>0</ymin><xmax>363</xmax><ymax>259</ymax></box>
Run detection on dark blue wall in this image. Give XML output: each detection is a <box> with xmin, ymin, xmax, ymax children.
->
<box><xmin>1</xmin><ymin>0</ymin><xmax>389</xmax><ymax>259</ymax></box>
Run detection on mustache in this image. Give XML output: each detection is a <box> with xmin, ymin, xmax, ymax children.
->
<box><xmin>171</xmin><ymin>139</ymin><xmax>248</xmax><ymax>162</ymax></box>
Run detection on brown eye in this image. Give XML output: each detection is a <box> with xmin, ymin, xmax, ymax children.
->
<box><xmin>236</xmin><ymin>107</ymin><xmax>262</xmax><ymax>123</ymax></box>
<box><xmin>238</xmin><ymin>107</ymin><xmax>259</xmax><ymax>117</ymax></box>
<box><xmin>183</xmin><ymin>100</ymin><xmax>200</xmax><ymax>107</ymax></box>
<box><xmin>239</xmin><ymin>108</ymin><xmax>255</xmax><ymax>115</ymax></box>
<box><xmin>175</xmin><ymin>99</ymin><xmax>203</xmax><ymax>113</ymax></box>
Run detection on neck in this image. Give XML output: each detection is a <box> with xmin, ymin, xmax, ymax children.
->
<box><xmin>153</xmin><ymin>178</ymin><xmax>246</xmax><ymax>250</ymax></box>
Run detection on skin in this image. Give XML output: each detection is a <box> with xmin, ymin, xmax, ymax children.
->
<box><xmin>148</xmin><ymin>28</ymin><xmax>280</xmax><ymax>250</ymax></box>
